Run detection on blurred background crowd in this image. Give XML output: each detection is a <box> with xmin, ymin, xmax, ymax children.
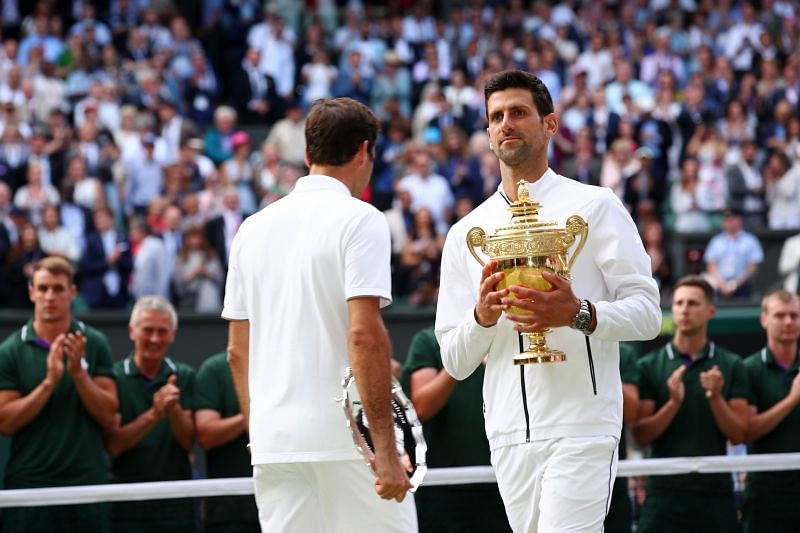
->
<box><xmin>0</xmin><ymin>0</ymin><xmax>799</xmax><ymax>313</ymax></box>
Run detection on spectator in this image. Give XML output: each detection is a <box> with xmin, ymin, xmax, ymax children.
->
<box><xmin>741</xmin><ymin>289</ymin><xmax>800</xmax><ymax>532</ymax></box>
<box><xmin>128</xmin><ymin>216</ymin><xmax>170</xmax><ymax>301</ymax></box>
<box><xmin>402</xmin><ymin>326</ymin><xmax>511</xmax><ymax>532</ymax></box>
<box><xmin>778</xmin><ymin>232</ymin><xmax>800</xmax><ymax>294</ymax></box>
<box><xmin>0</xmin><ymin>256</ymin><xmax>117</xmax><ymax>532</ymax></box>
<box><xmin>400</xmin><ymin>207</ymin><xmax>444</xmax><ymax>308</ymax></box>
<box><xmin>561</xmin><ymin>127</ymin><xmax>601</xmax><ymax>186</ymax></box>
<box><xmin>763</xmin><ymin>150</ymin><xmax>800</xmax><ymax>230</ymax></box>
<box><xmin>203</xmin><ymin>105</ymin><xmax>237</xmax><ymax>165</ymax></box>
<box><xmin>194</xmin><ymin>351</ymin><xmax>259</xmax><ymax>531</ymax></box>
<box><xmin>332</xmin><ymin>50</ymin><xmax>373</xmax><ymax>105</ymax></box>
<box><xmin>104</xmin><ymin>296</ymin><xmax>196</xmax><ymax>532</ymax></box>
<box><xmin>0</xmin><ymin>123</ymin><xmax>30</xmax><ymax>194</ymax></box>
<box><xmin>634</xmin><ymin>275</ymin><xmax>748</xmax><ymax>533</ymax></box>
<box><xmin>264</xmin><ymin>100</ymin><xmax>306</xmax><ymax>169</ymax></box>
<box><xmin>3</xmin><ymin>222</ymin><xmax>46</xmax><ymax>309</ymax></box>
<box><xmin>173</xmin><ymin>226</ymin><xmax>223</xmax><ymax>313</ymax></box>
<box><xmin>65</xmin><ymin>156</ymin><xmax>105</xmax><ymax>213</ymax></box>
<box><xmin>604</xmin><ymin>61</ymin><xmax>655</xmax><ymax>117</ymax></box>
<box><xmin>233</xmin><ymin>47</ymin><xmax>282</xmax><ymax>125</ymax></box>
<box><xmin>704</xmin><ymin>209</ymin><xmax>765</xmax><ymax>299</ymax></box>
<box><xmin>80</xmin><ymin>207</ymin><xmax>132</xmax><ymax>309</ymax></box>
<box><xmin>396</xmin><ymin>149</ymin><xmax>454</xmax><ymax>234</ymax></box>
<box><xmin>254</xmin><ymin>15</ymin><xmax>295</xmax><ymax>100</ymax></box>
<box><xmin>671</xmin><ymin>157</ymin><xmax>712</xmax><ymax>233</ymax></box>
<box><xmin>371</xmin><ymin>50</ymin><xmax>412</xmax><ymax>122</ymax></box>
<box><xmin>640</xmin><ymin>27</ymin><xmax>685</xmax><ymax>89</ymax></box>
<box><xmin>205</xmin><ymin>187</ymin><xmax>243</xmax><ymax>270</ymax></box>
<box><xmin>726</xmin><ymin>140</ymin><xmax>766</xmax><ymax>229</ymax></box>
<box><xmin>37</xmin><ymin>203</ymin><xmax>80</xmax><ymax>263</ymax></box>
<box><xmin>124</xmin><ymin>133</ymin><xmax>163</xmax><ymax>215</ymax></box>
<box><xmin>12</xmin><ymin>162</ymin><xmax>60</xmax><ymax>227</ymax></box>
<box><xmin>219</xmin><ymin>131</ymin><xmax>257</xmax><ymax>216</ymax></box>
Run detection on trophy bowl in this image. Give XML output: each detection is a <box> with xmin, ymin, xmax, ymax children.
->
<box><xmin>467</xmin><ymin>180</ymin><xmax>588</xmax><ymax>365</ymax></box>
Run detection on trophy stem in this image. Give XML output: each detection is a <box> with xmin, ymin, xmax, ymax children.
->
<box><xmin>513</xmin><ymin>330</ymin><xmax>567</xmax><ymax>365</ymax></box>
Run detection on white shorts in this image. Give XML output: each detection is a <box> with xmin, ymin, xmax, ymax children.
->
<box><xmin>491</xmin><ymin>435</ymin><xmax>618</xmax><ymax>533</ymax></box>
<box><xmin>253</xmin><ymin>461</ymin><xmax>418</xmax><ymax>533</ymax></box>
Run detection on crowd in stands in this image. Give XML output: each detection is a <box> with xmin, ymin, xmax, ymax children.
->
<box><xmin>0</xmin><ymin>0</ymin><xmax>799</xmax><ymax>311</ymax></box>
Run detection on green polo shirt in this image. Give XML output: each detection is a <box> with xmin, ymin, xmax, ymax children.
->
<box><xmin>619</xmin><ymin>342</ymin><xmax>640</xmax><ymax>462</ymax></box>
<box><xmin>0</xmin><ymin>319</ymin><xmax>113</xmax><ymax>488</ymax></box>
<box><xmin>195</xmin><ymin>352</ymin><xmax>258</xmax><ymax>532</ymax></box>
<box><xmin>743</xmin><ymin>347</ymin><xmax>800</xmax><ymax>494</ymax></box>
<box><xmin>401</xmin><ymin>327</ymin><xmax>489</xmax><ymax>468</ymax></box>
<box><xmin>638</xmin><ymin>341</ymin><xmax>748</xmax><ymax>493</ymax></box>
<box><xmin>110</xmin><ymin>355</ymin><xmax>195</xmax><ymax>483</ymax></box>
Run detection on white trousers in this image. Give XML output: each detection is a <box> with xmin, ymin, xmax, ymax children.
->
<box><xmin>253</xmin><ymin>461</ymin><xmax>418</xmax><ymax>533</ymax></box>
<box><xmin>491</xmin><ymin>436</ymin><xmax>618</xmax><ymax>533</ymax></box>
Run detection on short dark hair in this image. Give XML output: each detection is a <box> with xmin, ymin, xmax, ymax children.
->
<box><xmin>305</xmin><ymin>98</ymin><xmax>380</xmax><ymax>167</ymax></box>
<box><xmin>484</xmin><ymin>70</ymin><xmax>554</xmax><ymax>120</ymax></box>
<box><xmin>673</xmin><ymin>274</ymin><xmax>714</xmax><ymax>303</ymax></box>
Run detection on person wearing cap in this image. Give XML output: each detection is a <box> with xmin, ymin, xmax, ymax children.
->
<box><xmin>0</xmin><ymin>256</ymin><xmax>118</xmax><ymax>532</ymax></box>
<box><xmin>741</xmin><ymin>289</ymin><xmax>800</xmax><ymax>532</ymax></box>
<box><xmin>634</xmin><ymin>275</ymin><xmax>748</xmax><ymax>533</ymax></box>
<box><xmin>704</xmin><ymin>208</ymin><xmax>764</xmax><ymax>299</ymax></box>
<box><xmin>104</xmin><ymin>296</ymin><xmax>196</xmax><ymax>532</ymax></box>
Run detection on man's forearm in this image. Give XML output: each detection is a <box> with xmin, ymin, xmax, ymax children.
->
<box><xmin>0</xmin><ymin>382</ymin><xmax>56</xmax><ymax>435</ymax></box>
<box><xmin>633</xmin><ymin>400</ymin><xmax>680</xmax><ymax>447</ymax></box>
<box><xmin>105</xmin><ymin>409</ymin><xmax>161</xmax><ymax>458</ymax></box>
<box><xmin>748</xmin><ymin>398</ymin><xmax>797</xmax><ymax>443</ymax></box>
<box><xmin>72</xmin><ymin>373</ymin><xmax>118</xmax><ymax>429</ymax></box>
<box><xmin>709</xmin><ymin>397</ymin><xmax>747</xmax><ymax>444</ymax></box>
<box><xmin>167</xmin><ymin>407</ymin><xmax>195</xmax><ymax>451</ymax></box>
<box><xmin>227</xmin><ymin>321</ymin><xmax>251</xmax><ymax>428</ymax></box>
<box><xmin>197</xmin><ymin>413</ymin><xmax>246</xmax><ymax>450</ymax></box>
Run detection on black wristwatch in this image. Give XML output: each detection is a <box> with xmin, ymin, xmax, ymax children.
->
<box><xmin>571</xmin><ymin>299</ymin><xmax>592</xmax><ymax>334</ymax></box>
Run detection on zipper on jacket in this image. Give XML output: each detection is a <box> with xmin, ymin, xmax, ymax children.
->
<box><xmin>518</xmin><ymin>333</ymin><xmax>531</xmax><ymax>441</ymax></box>
<box><xmin>585</xmin><ymin>336</ymin><xmax>597</xmax><ymax>395</ymax></box>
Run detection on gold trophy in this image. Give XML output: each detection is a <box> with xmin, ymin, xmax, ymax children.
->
<box><xmin>467</xmin><ymin>180</ymin><xmax>588</xmax><ymax>365</ymax></box>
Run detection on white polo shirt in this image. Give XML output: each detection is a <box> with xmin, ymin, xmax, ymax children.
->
<box><xmin>222</xmin><ymin>174</ymin><xmax>393</xmax><ymax>464</ymax></box>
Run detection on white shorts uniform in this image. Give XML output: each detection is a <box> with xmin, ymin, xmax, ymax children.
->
<box><xmin>254</xmin><ymin>460</ymin><xmax>418</xmax><ymax>533</ymax></box>
<box><xmin>491</xmin><ymin>435</ymin><xmax>618</xmax><ymax>532</ymax></box>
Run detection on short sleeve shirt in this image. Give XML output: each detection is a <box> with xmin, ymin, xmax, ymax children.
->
<box><xmin>0</xmin><ymin>320</ymin><xmax>113</xmax><ymax>488</ymax></box>
<box><xmin>110</xmin><ymin>355</ymin><xmax>195</xmax><ymax>482</ymax></box>
<box><xmin>703</xmin><ymin>231</ymin><xmax>764</xmax><ymax>282</ymax></box>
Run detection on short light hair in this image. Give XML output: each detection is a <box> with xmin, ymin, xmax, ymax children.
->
<box><xmin>33</xmin><ymin>256</ymin><xmax>75</xmax><ymax>285</ymax></box>
<box><xmin>761</xmin><ymin>289</ymin><xmax>800</xmax><ymax>314</ymax></box>
<box><xmin>129</xmin><ymin>296</ymin><xmax>178</xmax><ymax>330</ymax></box>
<box><xmin>214</xmin><ymin>105</ymin><xmax>237</xmax><ymax>122</ymax></box>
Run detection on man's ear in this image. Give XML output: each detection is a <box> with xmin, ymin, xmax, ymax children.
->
<box><xmin>543</xmin><ymin>113</ymin><xmax>559</xmax><ymax>138</ymax></box>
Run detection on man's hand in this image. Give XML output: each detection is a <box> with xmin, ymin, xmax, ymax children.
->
<box><xmin>700</xmin><ymin>365</ymin><xmax>725</xmax><ymax>400</ymax></box>
<box><xmin>153</xmin><ymin>375</ymin><xmax>181</xmax><ymax>418</ymax></box>
<box><xmin>45</xmin><ymin>334</ymin><xmax>66</xmax><ymax>387</ymax></box>
<box><xmin>667</xmin><ymin>365</ymin><xmax>686</xmax><ymax>405</ymax></box>
<box><xmin>787</xmin><ymin>372</ymin><xmax>800</xmax><ymax>406</ymax></box>
<box><xmin>63</xmin><ymin>332</ymin><xmax>88</xmax><ymax>377</ymax></box>
<box><xmin>474</xmin><ymin>260</ymin><xmax>508</xmax><ymax>327</ymax></box>
<box><xmin>372</xmin><ymin>450</ymin><xmax>413</xmax><ymax>502</ymax></box>
<box><xmin>504</xmin><ymin>271</ymin><xmax>580</xmax><ymax>332</ymax></box>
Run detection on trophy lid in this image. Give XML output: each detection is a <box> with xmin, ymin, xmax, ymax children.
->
<box><xmin>496</xmin><ymin>180</ymin><xmax>560</xmax><ymax>236</ymax></box>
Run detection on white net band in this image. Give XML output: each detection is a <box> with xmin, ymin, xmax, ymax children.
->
<box><xmin>2</xmin><ymin>452</ymin><xmax>799</xmax><ymax>508</ymax></box>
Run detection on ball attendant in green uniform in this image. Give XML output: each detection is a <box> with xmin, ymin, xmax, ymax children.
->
<box><xmin>195</xmin><ymin>351</ymin><xmax>259</xmax><ymax>532</ymax></box>
<box><xmin>741</xmin><ymin>289</ymin><xmax>800</xmax><ymax>533</ymax></box>
<box><xmin>402</xmin><ymin>326</ymin><xmax>511</xmax><ymax>532</ymax></box>
<box><xmin>633</xmin><ymin>275</ymin><xmax>749</xmax><ymax>533</ymax></box>
<box><xmin>604</xmin><ymin>341</ymin><xmax>640</xmax><ymax>533</ymax></box>
<box><xmin>0</xmin><ymin>257</ymin><xmax>118</xmax><ymax>533</ymax></box>
<box><xmin>103</xmin><ymin>296</ymin><xmax>197</xmax><ymax>532</ymax></box>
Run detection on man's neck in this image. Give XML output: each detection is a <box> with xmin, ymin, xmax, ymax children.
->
<box><xmin>134</xmin><ymin>354</ymin><xmax>163</xmax><ymax>379</ymax></box>
<box><xmin>768</xmin><ymin>340</ymin><xmax>798</xmax><ymax>368</ymax></box>
<box><xmin>308</xmin><ymin>164</ymin><xmax>357</xmax><ymax>195</ymax></box>
<box><xmin>501</xmin><ymin>163</ymin><xmax>549</xmax><ymax>200</ymax></box>
<box><xmin>33</xmin><ymin>317</ymin><xmax>71</xmax><ymax>344</ymax></box>
<box><xmin>673</xmin><ymin>331</ymin><xmax>708</xmax><ymax>359</ymax></box>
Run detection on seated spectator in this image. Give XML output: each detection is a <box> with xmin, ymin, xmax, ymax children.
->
<box><xmin>174</xmin><ymin>226</ymin><xmax>224</xmax><ymax>313</ymax></box>
<box><xmin>220</xmin><ymin>132</ymin><xmax>257</xmax><ymax>216</ymax></box>
<box><xmin>203</xmin><ymin>105</ymin><xmax>237</xmax><ymax>165</ymax></box>
<box><xmin>3</xmin><ymin>222</ymin><xmax>45</xmax><ymax>309</ymax></box>
<box><xmin>13</xmin><ymin>162</ymin><xmax>60</xmax><ymax>227</ymax></box>
<box><xmin>764</xmin><ymin>151</ymin><xmax>800</xmax><ymax>230</ymax></box>
<box><xmin>704</xmin><ymin>209</ymin><xmax>764</xmax><ymax>299</ymax></box>
<box><xmin>38</xmin><ymin>204</ymin><xmax>80</xmax><ymax>263</ymax></box>
<box><xmin>400</xmin><ymin>207</ymin><xmax>444</xmax><ymax>308</ymax></box>
<box><xmin>80</xmin><ymin>207</ymin><xmax>132</xmax><ymax>309</ymax></box>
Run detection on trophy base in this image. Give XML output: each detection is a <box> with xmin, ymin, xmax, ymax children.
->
<box><xmin>513</xmin><ymin>350</ymin><xmax>567</xmax><ymax>365</ymax></box>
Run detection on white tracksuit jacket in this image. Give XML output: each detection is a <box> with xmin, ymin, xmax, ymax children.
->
<box><xmin>435</xmin><ymin>169</ymin><xmax>662</xmax><ymax>452</ymax></box>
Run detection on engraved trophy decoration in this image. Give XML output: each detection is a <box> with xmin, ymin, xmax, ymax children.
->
<box><xmin>338</xmin><ymin>367</ymin><xmax>427</xmax><ymax>491</ymax></box>
<box><xmin>467</xmin><ymin>180</ymin><xmax>588</xmax><ymax>365</ymax></box>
